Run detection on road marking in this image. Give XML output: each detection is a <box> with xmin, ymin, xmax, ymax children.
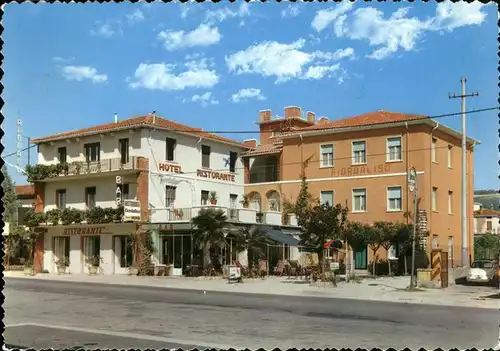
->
<box><xmin>5</xmin><ymin>322</ymin><xmax>246</xmax><ymax>350</ymax></box>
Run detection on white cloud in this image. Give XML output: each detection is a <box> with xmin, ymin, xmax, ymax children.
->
<box><xmin>230</xmin><ymin>88</ymin><xmax>266</xmax><ymax>103</ymax></box>
<box><xmin>204</xmin><ymin>2</ymin><xmax>250</xmax><ymax>24</ymax></box>
<box><xmin>61</xmin><ymin>66</ymin><xmax>108</xmax><ymax>84</ymax></box>
<box><xmin>225</xmin><ymin>39</ymin><xmax>352</xmax><ymax>83</ymax></box>
<box><xmin>53</xmin><ymin>56</ymin><xmax>74</xmax><ymax>64</ymax></box>
<box><xmin>158</xmin><ymin>24</ymin><xmax>221</xmax><ymax>51</ymax></box>
<box><xmin>91</xmin><ymin>23</ymin><xmax>120</xmax><ymax>38</ymax></box>
<box><xmin>128</xmin><ymin>59</ymin><xmax>219</xmax><ymax>91</ymax></box>
<box><xmin>191</xmin><ymin>92</ymin><xmax>219</xmax><ymax>107</ymax></box>
<box><xmin>303</xmin><ymin>64</ymin><xmax>340</xmax><ymax>80</ymax></box>
<box><xmin>311</xmin><ymin>2</ymin><xmax>354</xmax><ymax>32</ymax></box>
<box><xmin>281</xmin><ymin>5</ymin><xmax>301</xmax><ymax>18</ymax></box>
<box><xmin>313</xmin><ymin>3</ymin><xmax>489</xmax><ymax>60</ymax></box>
<box><xmin>126</xmin><ymin>9</ymin><xmax>145</xmax><ymax>24</ymax></box>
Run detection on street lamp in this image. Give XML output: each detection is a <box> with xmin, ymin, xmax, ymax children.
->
<box><xmin>408</xmin><ymin>167</ymin><xmax>418</xmax><ymax>289</ymax></box>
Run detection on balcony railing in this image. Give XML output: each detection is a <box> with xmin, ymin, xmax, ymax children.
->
<box><xmin>58</xmin><ymin>157</ymin><xmax>140</xmax><ymax>177</ymax></box>
<box><xmin>249</xmin><ymin>165</ymin><xmax>280</xmax><ymax>184</ymax></box>
<box><xmin>150</xmin><ymin>206</ymin><xmax>298</xmax><ymax>227</ymax></box>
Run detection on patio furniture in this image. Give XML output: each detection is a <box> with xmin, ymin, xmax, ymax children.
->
<box><xmin>274</xmin><ymin>260</ymin><xmax>285</xmax><ymax>276</ymax></box>
<box><xmin>288</xmin><ymin>260</ymin><xmax>301</xmax><ymax>279</ymax></box>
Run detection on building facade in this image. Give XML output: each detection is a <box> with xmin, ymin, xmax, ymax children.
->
<box><xmin>28</xmin><ymin>112</ymin><xmax>301</xmax><ymax>275</ymax></box>
<box><xmin>243</xmin><ymin>107</ymin><xmax>478</xmax><ymax>269</ymax></box>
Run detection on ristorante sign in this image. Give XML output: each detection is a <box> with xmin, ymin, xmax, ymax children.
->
<box><xmin>62</xmin><ymin>227</ymin><xmax>104</xmax><ymax>235</ymax></box>
<box><xmin>197</xmin><ymin>169</ymin><xmax>236</xmax><ymax>182</ymax></box>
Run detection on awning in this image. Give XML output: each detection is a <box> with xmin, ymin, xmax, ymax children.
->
<box><xmin>324</xmin><ymin>239</ymin><xmax>343</xmax><ymax>249</ymax></box>
<box><xmin>262</xmin><ymin>226</ymin><xmax>300</xmax><ymax>246</ymax></box>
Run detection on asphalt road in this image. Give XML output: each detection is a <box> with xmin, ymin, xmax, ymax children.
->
<box><xmin>4</xmin><ymin>277</ymin><xmax>499</xmax><ymax>349</ymax></box>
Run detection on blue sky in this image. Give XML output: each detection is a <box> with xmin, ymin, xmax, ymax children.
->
<box><xmin>2</xmin><ymin>1</ymin><xmax>497</xmax><ymax>189</ymax></box>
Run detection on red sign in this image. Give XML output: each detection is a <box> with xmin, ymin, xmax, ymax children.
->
<box><xmin>159</xmin><ymin>162</ymin><xmax>182</xmax><ymax>173</ymax></box>
<box><xmin>197</xmin><ymin>169</ymin><xmax>235</xmax><ymax>182</ymax></box>
<box><xmin>330</xmin><ymin>164</ymin><xmax>391</xmax><ymax>177</ymax></box>
<box><xmin>63</xmin><ymin>227</ymin><xmax>104</xmax><ymax>235</ymax></box>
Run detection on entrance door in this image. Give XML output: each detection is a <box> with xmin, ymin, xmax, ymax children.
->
<box><xmin>354</xmin><ymin>246</ymin><xmax>368</xmax><ymax>270</ymax></box>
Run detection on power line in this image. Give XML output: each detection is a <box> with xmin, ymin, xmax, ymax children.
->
<box><xmin>2</xmin><ymin>145</ymin><xmax>37</xmax><ymax>159</ymax></box>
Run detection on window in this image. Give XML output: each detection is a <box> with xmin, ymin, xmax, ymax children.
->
<box><xmin>85</xmin><ymin>187</ymin><xmax>97</xmax><ymax>209</ymax></box>
<box><xmin>165</xmin><ymin>186</ymin><xmax>176</xmax><ymax>208</ymax></box>
<box><xmin>119</xmin><ymin>138</ymin><xmax>129</xmax><ymax>164</ymax></box>
<box><xmin>56</xmin><ymin>189</ymin><xmax>67</xmax><ymax>210</ymax></box>
<box><xmin>229</xmin><ymin>194</ymin><xmax>238</xmax><ymax>220</ymax></box>
<box><xmin>387</xmin><ymin>137</ymin><xmax>402</xmax><ymax>161</ymax></box>
<box><xmin>83</xmin><ymin>236</ymin><xmax>101</xmax><ymax>266</ymax></box>
<box><xmin>352</xmin><ymin>188</ymin><xmax>367</xmax><ymax>212</ymax></box>
<box><xmin>122</xmin><ymin>184</ymin><xmax>130</xmax><ymax>200</ymax></box>
<box><xmin>54</xmin><ymin>237</ymin><xmax>70</xmax><ymax>266</ymax></box>
<box><xmin>431</xmin><ymin>138</ymin><xmax>437</xmax><ymax>163</ymax></box>
<box><xmin>387</xmin><ymin>186</ymin><xmax>402</xmax><ymax>211</ymax></box>
<box><xmin>448</xmin><ymin>191</ymin><xmax>453</xmax><ymax>214</ymax></box>
<box><xmin>352</xmin><ymin>141</ymin><xmax>366</xmax><ymax>164</ymax></box>
<box><xmin>320</xmin><ymin>144</ymin><xmax>334</xmax><ymax>167</ymax></box>
<box><xmin>84</xmin><ymin>142</ymin><xmax>100</xmax><ymax>162</ymax></box>
<box><xmin>432</xmin><ymin>235</ymin><xmax>439</xmax><ymax>249</ymax></box>
<box><xmin>229</xmin><ymin>151</ymin><xmax>238</xmax><ymax>173</ymax></box>
<box><xmin>448</xmin><ymin>236</ymin><xmax>454</xmax><ymax>266</ymax></box>
<box><xmin>320</xmin><ymin>191</ymin><xmax>334</xmax><ymax>205</ymax></box>
<box><xmin>447</xmin><ymin>145</ymin><xmax>452</xmax><ymax>168</ymax></box>
<box><xmin>119</xmin><ymin>236</ymin><xmax>134</xmax><ymax>268</ymax></box>
<box><xmin>201</xmin><ymin>145</ymin><xmax>211</xmax><ymax>168</ymax></box>
<box><xmin>57</xmin><ymin>147</ymin><xmax>67</xmax><ymax>164</ymax></box>
<box><xmin>432</xmin><ymin>187</ymin><xmax>438</xmax><ymax>211</ymax></box>
<box><xmin>201</xmin><ymin>190</ymin><xmax>209</xmax><ymax>205</ymax></box>
<box><xmin>486</xmin><ymin>221</ymin><xmax>493</xmax><ymax>232</ymax></box>
<box><xmin>166</xmin><ymin>138</ymin><xmax>176</xmax><ymax>161</ymax></box>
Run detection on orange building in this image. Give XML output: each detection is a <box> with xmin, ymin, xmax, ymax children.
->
<box><xmin>242</xmin><ymin>106</ymin><xmax>478</xmax><ymax>269</ymax></box>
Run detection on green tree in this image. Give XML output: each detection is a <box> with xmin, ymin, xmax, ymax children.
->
<box><xmin>232</xmin><ymin>225</ymin><xmax>273</xmax><ymax>273</ymax></box>
<box><xmin>343</xmin><ymin>221</ymin><xmax>370</xmax><ymax>251</ymax></box>
<box><xmin>299</xmin><ymin>202</ymin><xmax>348</xmax><ymax>274</ymax></box>
<box><xmin>364</xmin><ymin>224</ymin><xmax>384</xmax><ymax>276</ymax></box>
<box><xmin>191</xmin><ymin>208</ymin><xmax>228</xmax><ymax>268</ymax></box>
<box><xmin>373</xmin><ymin>221</ymin><xmax>399</xmax><ymax>276</ymax></box>
<box><xmin>475</xmin><ymin>232</ymin><xmax>500</xmax><ymax>260</ymax></box>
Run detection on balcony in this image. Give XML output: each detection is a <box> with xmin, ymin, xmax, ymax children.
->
<box><xmin>150</xmin><ymin>205</ymin><xmax>298</xmax><ymax>227</ymax></box>
<box><xmin>36</xmin><ymin>157</ymin><xmax>143</xmax><ymax>182</ymax></box>
<box><xmin>249</xmin><ymin>165</ymin><xmax>280</xmax><ymax>184</ymax></box>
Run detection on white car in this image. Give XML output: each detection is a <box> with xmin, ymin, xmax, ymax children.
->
<box><xmin>466</xmin><ymin>259</ymin><xmax>497</xmax><ymax>285</ymax></box>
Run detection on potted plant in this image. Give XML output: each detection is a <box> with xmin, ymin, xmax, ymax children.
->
<box><xmin>256</xmin><ymin>212</ymin><xmax>264</xmax><ymax>223</ymax></box>
<box><xmin>21</xmin><ymin>258</ymin><xmax>35</xmax><ymax>276</ymax></box>
<box><xmin>240</xmin><ymin>194</ymin><xmax>250</xmax><ymax>208</ymax></box>
<box><xmin>209</xmin><ymin>191</ymin><xmax>218</xmax><ymax>205</ymax></box>
<box><xmin>85</xmin><ymin>255</ymin><xmax>102</xmax><ymax>275</ymax></box>
<box><xmin>56</xmin><ymin>257</ymin><xmax>70</xmax><ymax>274</ymax></box>
<box><xmin>269</xmin><ymin>200</ymin><xmax>278</xmax><ymax>212</ymax></box>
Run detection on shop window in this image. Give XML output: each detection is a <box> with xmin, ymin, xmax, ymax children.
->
<box><xmin>54</xmin><ymin>237</ymin><xmax>70</xmax><ymax>266</ymax></box>
<box><xmin>84</xmin><ymin>236</ymin><xmax>101</xmax><ymax>265</ymax></box>
<box><xmin>119</xmin><ymin>236</ymin><xmax>134</xmax><ymax>268</ymax></box>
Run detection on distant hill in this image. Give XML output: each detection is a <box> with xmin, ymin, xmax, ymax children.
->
<box><xmin>474</xmin><ymin>190</ymin><xmax>500</xmax><ymax>210</ymax></box>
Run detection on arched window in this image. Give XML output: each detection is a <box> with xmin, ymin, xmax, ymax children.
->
<box><xmin>266</xmin><ymin>190</ymin><xmax>281</xmax><ymax>212</ymax></box>
<box><xmin>247</xmin><ymin>192</ymin><xmax>262</xmax><ymax>212</ymax></box>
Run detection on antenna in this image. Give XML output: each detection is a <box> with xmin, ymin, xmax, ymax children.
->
<box><xmin>16</xmin><ymin>119</ymin><xmax>23</xmax><ymax>173</ymax></box>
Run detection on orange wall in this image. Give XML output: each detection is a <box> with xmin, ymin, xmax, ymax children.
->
<box><xmin>245</xmin><ymin>123</ymin><xmax>475</xmax><ymax>266</ymax></box>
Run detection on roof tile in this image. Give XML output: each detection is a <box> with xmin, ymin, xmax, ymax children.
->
<box><xmin>16</xmin><ymin>185</ymin><xmax>35</xmax><ymax>197</ymax></box>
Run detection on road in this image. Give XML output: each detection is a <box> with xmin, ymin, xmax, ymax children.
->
<box><xmin>4</xmin><ymin>277</ymin><xmax>499</xmax><ymax>349</ymax></box>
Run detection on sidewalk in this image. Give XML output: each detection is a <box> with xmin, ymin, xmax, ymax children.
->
<box><xmin>5</xmin><ymin>271</ymin><xmax>498</xmax><ymax>309</ymax></box>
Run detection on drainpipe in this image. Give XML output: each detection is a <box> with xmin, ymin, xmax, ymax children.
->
<box><xmin>196</xmin><ymin>137</ymin><xmax>203</xmax><ymax>149</ymax></box>
<box><xmin>428</xmin><ymin>122</ymin><xmax>439</xmax><ymax>253</ymax></box>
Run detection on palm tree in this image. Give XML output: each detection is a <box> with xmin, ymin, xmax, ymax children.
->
<box><xmin>232</xmin><ymin>225</ymin><xmax>273</xmax><ymax>273</ymax></box>
<box><xmin>191</xmin><ymin>208</ymin><xmax>228</xmax><ymax>268</ymax></box>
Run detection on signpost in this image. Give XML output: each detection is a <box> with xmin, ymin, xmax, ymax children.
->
<box><xmin>408</xmin><ymin>167</ymin><xmax>418</xmax><ymax>289</ymax></box>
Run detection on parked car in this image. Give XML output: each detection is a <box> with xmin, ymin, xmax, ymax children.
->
<box><xmin>466</xmin><ymin>259</ymin><xmax>499</xmax><ymax>286</ymax></box>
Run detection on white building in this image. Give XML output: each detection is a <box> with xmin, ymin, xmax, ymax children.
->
<box><xmin>29</xmin><ymin>112</ymin><xmax>301</xmax><ymax>276</ymax></box>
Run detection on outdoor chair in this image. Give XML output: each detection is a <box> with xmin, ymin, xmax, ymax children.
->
<box><xmin>274</xmin><ymin>260</ymin><xmax>285</xmax><ymax>276</ymax></box>
<box><xmin>288</xmin><ymin>260</ymin><xmax>301</xmax><ymax>279</ymax></box>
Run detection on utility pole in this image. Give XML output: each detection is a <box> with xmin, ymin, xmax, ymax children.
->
<box><xmin>407</xmin><ymin>167</ymin><xmax>418</xmax><ymax>289</ymax></box>
<box><xmin>27</xmin><ymin>137</ymin><xmax>31</xmax><ymax>166</ymax></box>
<box><xmin>449</xmin><ymin>77</ymin><xmax>479</xmax><ymax>267</ymax></box>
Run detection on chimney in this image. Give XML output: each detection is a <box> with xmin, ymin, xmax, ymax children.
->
<box><xmin>284</xmin><ymin>106</ymin><xmax>301</xmax><ymax>119</ymax></box>
<box><xmin>151</xmin><ymin>110</ymin><xmax>156</xmax><ymax>124</ymax></box>
<box><xmin>318</xmin><ymin>117</ymin><xmax>329</xmax><ymax>125</ymax></box>
<box><xmin>306</xmin><ymin>111</ymin><xmax>315</xmax><ymax>124</ymax></box>
<box><xmin>243</xmin><ymin>139</ymin><xmax>257</xmax><ymax>148</ymax></box>
<box><xmin>114</xmin><ymin>113</ymin><xmax>118</xmax><ymax>123</ymax></box>
<box><xmin>259</xmin><ymin>110</ymin><xmax>272</xmax><ymax>123</ymax></box>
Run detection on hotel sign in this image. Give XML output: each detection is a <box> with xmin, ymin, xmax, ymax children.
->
<box><xmin>330</xmin><ymin>164</ymin><xmax>391</xmax><ymax>177</ymax></box>
<box><xmin>63</xmin><ymin>227</ymin><xmax>104</xmax><ymax>235</ymax></box>
<box><xmin>197</xmin><ymin>169</ymin><xmax>235</xmax><ymax>182</ymax></box>
<box><xmin>158</xmin><ymin>162</ymin><xmax>182</xmax><ymax>173</ymax></box>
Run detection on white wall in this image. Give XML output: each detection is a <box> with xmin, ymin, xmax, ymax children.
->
<box><xmin>37</xmin><ymin>130</ymin><xmax>142</xmax><ymax>164</ymax></box>
<box><xmin>143</xmin><ymin>129</ymin><xmax>248</xmax><ymax>213</ymax></box>
<box><xmin>43</xmin><ymin>176</ymin><xmax>137</xmax><ymax>212</ymax></box>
